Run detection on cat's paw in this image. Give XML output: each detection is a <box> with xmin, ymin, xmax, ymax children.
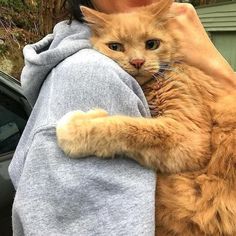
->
<box><xmin>56</xmin><ymin>109</ymin><xmax>109</xmax><ymax>158</ymax></box>
<box><xmin>58</xmin><ymin>109</ymin><xmax>108</xmax><ymax>123</ymax></box>
<box><xmin>84</xmin><ymin>109</ymin><xmax>109</xmax><ymax>119</ymax></box>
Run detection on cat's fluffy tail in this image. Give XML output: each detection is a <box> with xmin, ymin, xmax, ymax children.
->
<box><xmin>156</xmin><ymin>94</ymin><xmax>236</xmax><ymax>236</ymax></box>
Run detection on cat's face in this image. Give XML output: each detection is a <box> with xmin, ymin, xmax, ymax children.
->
<box><xmin>81</xmin><ymin>0</ymin><xmax>175</xmax><ymax>84</ymax></box>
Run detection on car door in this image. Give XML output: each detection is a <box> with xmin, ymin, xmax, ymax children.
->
<box><xmin>0</xmin><ymin>71</ymin><xmax>31</xmax><ymax>236</ymax></box>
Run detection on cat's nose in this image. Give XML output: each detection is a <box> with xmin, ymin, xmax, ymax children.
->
<box><xmin>129</xmin><ymin>59</ymin><xmax>145</xmax><ymax>69</ymax></box>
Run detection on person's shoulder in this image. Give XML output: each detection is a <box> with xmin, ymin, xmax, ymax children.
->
<box><xmin>52</xmin><ymin>48</ymin><xmax>137</xmax><ymax>89</ymax></box>
<box><xmin>60</xmin><ymin>49</ymin><xmax>126</xmax><ymax>75</ymax></box>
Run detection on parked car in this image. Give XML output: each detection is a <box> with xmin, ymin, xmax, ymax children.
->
<box><xmin>0</xmin><ymin>71</ymin><xmax>31</xmax><ymax>236</ymax></box>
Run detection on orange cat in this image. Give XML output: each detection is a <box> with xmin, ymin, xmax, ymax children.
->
<box><xmin>56</xmin><ymin>1</ymin><xmax>236</xmax><ymax>235</ymax></box>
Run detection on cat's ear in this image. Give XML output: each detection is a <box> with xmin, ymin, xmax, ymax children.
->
<box><xmin>145</xmin><ymin>0</ymin><xmax>173</xmax><ymax>19</ymax></box>
<box><xmin>80</xmin><ymin>6</ymin><xmax>110</xmax><ymax>34</ymax></box>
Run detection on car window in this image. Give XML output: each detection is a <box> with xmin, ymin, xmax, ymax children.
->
<box><xmin>0</xmin><ymin>91</ymin><xmax>28</xmax><ymax>155</ymax></box>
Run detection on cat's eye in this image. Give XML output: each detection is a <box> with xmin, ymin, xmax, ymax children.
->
<box><xmin>107</xmin><ymin>43</ymin><xmax>124</xmax><ymax>52</ymax></box>
<box><xmin>145</xmin><ymin>39</ymin><xmax>160</xmax><ymax>50</ymax></box>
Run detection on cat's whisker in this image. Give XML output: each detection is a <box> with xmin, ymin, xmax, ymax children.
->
<box><xmin>173</xmin><ymin>60</ymin><xmax>183</xmax><ymax>64</ymax></box>
<box><xmin>159</xmin><ymin>67</ymin><xmax>173</xmax><ymax>71</ymax></box>
<box><xmin>159</xmin><ymin>65</ymin><xmax>180</xmax><ymax>74</ymax></box>
<box><xmin>152</xmin><ymin>72</ymin><xmax>166</xmax><ymax>80</ymax></box>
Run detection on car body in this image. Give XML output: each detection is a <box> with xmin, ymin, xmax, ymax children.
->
<box><xmin>0</xmin><ymin>71</ymin><xmax>31</xmax><ymax>236</ymax></box>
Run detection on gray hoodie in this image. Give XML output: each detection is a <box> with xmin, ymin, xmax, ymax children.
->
<box><xmin>9</xmin><ymin>21</ymin><xmax>156</xmax><ymax>236</ymax></box>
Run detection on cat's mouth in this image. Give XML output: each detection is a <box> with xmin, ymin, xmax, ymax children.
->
<box><xmin>124</xmin><ymin>69</ymin><xmax>153</xmax><ymax>85</ymax></box>
<box><xmin>129</xmin><ymin>68</ymin><xmax>151</xmax><ymax>77</ymax></box>
<box><xmin>131</xmin><ymin>71</ymin><xmax>142</xmax><ymax>77</ymax></box>
<box><xmin>130</xmin><ymin>70</ymin><xmax>154</xmax><ymax>85</ymax></box>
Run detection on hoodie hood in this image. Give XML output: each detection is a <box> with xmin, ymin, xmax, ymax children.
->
<box><xmin>21</xmin><ymin>21</ymin><xmax>91</xmax><ymax>106</ymax></box>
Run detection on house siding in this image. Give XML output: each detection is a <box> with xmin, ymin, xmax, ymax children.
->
<box><xmin>196</xmin><ymin>1</ymin><xmax>236</xmax><ymax>70</ymax></box>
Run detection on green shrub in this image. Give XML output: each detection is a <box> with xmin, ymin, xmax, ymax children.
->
<box><xmin>0</xmin><ymin>43</ymin><xmax>8</xmax><ymax>56</ymax></box>
<box><xmin>0</xmin><ymin>0</ymin><xmax>26</xmax><ymax>11</ymax></box>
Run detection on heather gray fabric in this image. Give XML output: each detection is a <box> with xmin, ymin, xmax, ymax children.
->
<box><xmin>9</xmin><ymin>20</ymin><xmax>156</xmax><ymax>236</ymax></box>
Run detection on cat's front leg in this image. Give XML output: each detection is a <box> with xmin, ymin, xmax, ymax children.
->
<box><xmin>57</xmin><ymin>109</ymin><xmax>206</xmax><ymax>172</ymax></box>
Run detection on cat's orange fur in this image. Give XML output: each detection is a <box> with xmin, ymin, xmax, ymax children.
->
<box><xmin>56</xmin><ymin>1</ymin><xmax>236</xmax><ymax>235</ymax></box>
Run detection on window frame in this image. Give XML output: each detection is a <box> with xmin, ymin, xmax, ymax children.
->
<box><xmin>0</xmin><ymin>71</ymin><xmax>31</xmax><ymax>158</ymax></box>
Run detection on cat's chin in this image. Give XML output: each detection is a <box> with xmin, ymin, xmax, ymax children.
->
<box><xmin>134</xmin><ymin>75</ymin><xmax>152</xmax><ymax>85</ymax></box>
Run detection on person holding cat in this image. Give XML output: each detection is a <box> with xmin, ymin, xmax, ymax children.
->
<box><xmin>9</xmin><ymin>0</ymin><xmax>236</xmax><ymax>235</ymax></box>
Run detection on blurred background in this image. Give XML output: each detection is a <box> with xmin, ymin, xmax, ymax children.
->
<box><xmin>0</xmin><ymin>0</ymin><xmax>235</xmax><ymax>79</ymax></box>
<box><xmin>0</xmin><ymin>0</ymin><xmax>67</xmax><ymax>79</ymax></box>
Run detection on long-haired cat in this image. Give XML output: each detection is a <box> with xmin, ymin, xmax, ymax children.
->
<box><xmin>56</xmin><ymin>1</ymin><xmax>236</xmax><ymax>235</ymax></box>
